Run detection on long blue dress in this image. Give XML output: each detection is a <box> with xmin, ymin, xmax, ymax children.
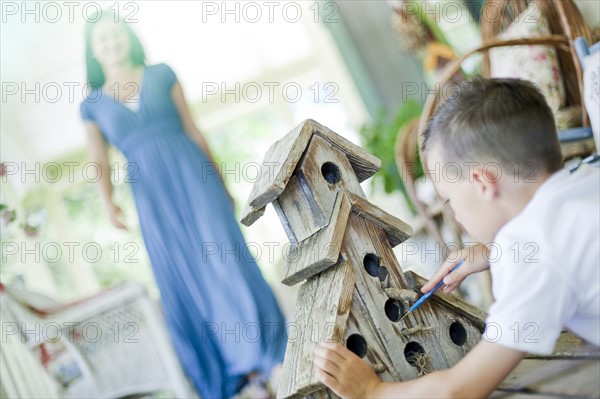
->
<box><xmin>80</xmin><ymin>63</ymin><xmax>287</xmax><ymax>398</ymax></box>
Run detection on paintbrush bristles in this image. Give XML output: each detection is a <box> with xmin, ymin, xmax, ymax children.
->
<box><xmin>399</xmin><ymin>310</ymin><xmax>412</xmax><ymax>322</ymax></box>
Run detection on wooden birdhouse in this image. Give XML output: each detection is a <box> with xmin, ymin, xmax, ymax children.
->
<box><xmin>241</xmin><ymin>119</ymin><xmax>486</xmax><ymax>399</ymax></box>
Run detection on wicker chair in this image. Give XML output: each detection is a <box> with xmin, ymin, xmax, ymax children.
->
<box><xmin>0</xmin><ymin>283</ymin><xmax>195</xmax><ymax>398</ymax></box>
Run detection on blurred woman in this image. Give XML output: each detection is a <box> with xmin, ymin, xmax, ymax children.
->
<box><xmin>80</xmin><ymin>11</ymin><xmax>286</xmax><ymax>398</ymax></box>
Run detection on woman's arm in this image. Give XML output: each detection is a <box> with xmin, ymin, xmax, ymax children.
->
<box><xmin>83</xmin><ymin>121</ymin><xmax>127</xmax><ymax>229</ymax></box>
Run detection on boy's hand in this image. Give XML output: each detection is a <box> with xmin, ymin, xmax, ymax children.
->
<box><xmin>314</xmin><ymin>342</ymin><xmax>381</xmax><ymax>398</ymax></box>
<box><xmin>422</xmin><ymin>243</ymin><xmax>490</xmax><ymax>294</ymax></box>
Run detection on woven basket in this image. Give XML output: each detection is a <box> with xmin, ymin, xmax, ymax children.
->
<box><xmin>481</xmin><ymin>0</ymin><xmax>593</xmax><ymax>115</ymax></box>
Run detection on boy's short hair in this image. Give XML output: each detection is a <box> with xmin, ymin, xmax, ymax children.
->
<box><xmin>421</xmin><ymin>77</ymin><xmax>563</xmax><ymax>177</ymax></box>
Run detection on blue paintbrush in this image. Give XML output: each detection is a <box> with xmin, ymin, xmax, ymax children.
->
<box><xmin>400</xmin><ymin>259</ymin><xmax>465</xmax><ymax>321</ymax></box>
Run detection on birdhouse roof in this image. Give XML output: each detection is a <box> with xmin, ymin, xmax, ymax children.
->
<box><xmin>281</xmin><ymin>191</ymin><xmax>413</xmax><ymax>286</ymax></box>
<box><xmin>241</xmin><ymin>119</ymin><xmax>381</xmax><ymax>226</ymax></box>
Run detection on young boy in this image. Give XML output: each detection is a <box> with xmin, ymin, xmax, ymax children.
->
<box><xmin>314</xmin><ymin>78</ymin><xmax>600</xmax><ymax>398</ymax></box>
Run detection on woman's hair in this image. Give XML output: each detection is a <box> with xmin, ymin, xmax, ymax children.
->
<box><xmin>84</xmin><ymin>9</ymin><xmax>146</xmax><ymax>87</ymax></box>
<box><xmin>421</xmin><ymin>77</ymin><xmax>563</xmax><ymax>177</ymax></box>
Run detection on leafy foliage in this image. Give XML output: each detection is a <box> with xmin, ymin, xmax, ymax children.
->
<box><xmin>359</xmin><ymin>100</ymin><xmax>424</xmax><ymax>213</ymax></box>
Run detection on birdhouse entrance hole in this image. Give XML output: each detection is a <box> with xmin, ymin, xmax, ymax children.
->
<box><xmin>449</xmin><ymin>322</ymin><xmax>467</xmax><ymax>346</ymax></box>
<box><xmin>384</xmin><ymin>299</ymin><xmax>404</xmax><ymax>322</ymax></box>
<box><xmin>321</xmin><ymin>162</ymin><xmax>341</xmax><ymax>184</ymax></box>
<box><xmin>404</xmin><ymin>342</ymin><xmax>430</xmax><ymax>376</ymax></box>
<box><xmin>363</xmin><ymin>253</ymin><xmax>379</xmax><ymax>277</ymax></box>
<box><xmin>404</xmin><ymin>342</ymin><xmax>426</xmax><ymax>366</ymax></box>
<box><xmin>346</xmin><ymin>334</ymin><xmax>368</xmax><ymax>358</ymax></box>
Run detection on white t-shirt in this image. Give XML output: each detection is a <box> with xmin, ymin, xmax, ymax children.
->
<box><xmin>484</xmin><ymin>165</ymin><xmax>600</xmax><ymax>354</ymax></box>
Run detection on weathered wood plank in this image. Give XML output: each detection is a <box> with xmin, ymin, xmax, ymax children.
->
<box><xmin>310</xmin><ymin>119</ymin><xmax>381</xmax><ymax>182</ymax></box>
<box><xmin>272</xmin><ymin>199</ymin><xmax>299</xmax><ymax>246</ymax></box>
<box><xmin>346</xmin><ymin>192</ymin><xmax>413</xmax><ymax>247</ymax></box>
<box><xmin>499</xmin><ymin>358</ymin><xmax>600</xmax><ymax>398</ymax></box>
<box><xmin>344</xmin><ymin>288</ymin><xmax>410</xmax><ymax>380</ymax></box>
<box><xmin>307</xmin><ymin>388</ymin><xmax>340</xmax><ymax>399</ymax></box>
<box><xmin>277</xmin><ymin>261</ymin><xmax>355</xmax><ymax>399</ymax></box>
<box><xmin>341</xmin><ymin>213</ymin><xmax>414</xmax><ymax>379</ymax></box>
<box><xmin>282</xmin><ymin>192</ymin><xmax>352</xmax><ymax>286</ymax></box>
<box><xmin>274</xmin><ymin>173</ymin><xmax>327</xmax><ymax>244</ymax></box>
<box><xmin>490</xmin><ymin>390</ymin><xmax>574</xmax><ymax>398</ymax></box>
<box><xmin>525</xmin><ymin>331</ymin><xmax>600</xmax><ymax>360</ymax></box>
<box><xmin>525</xmin><ymin>360</ymin><xmax>599</xmax><ymax>397</ymax></box>
<box><xmin>240</xmin><ymin>203</ymin><xmax>266</xmax><ymax>227</ymax></box>
<box><xmin>246</xmin><ymin>120</ymin><xmax>313</xmax><ymax>210</ymax></box>
<box><xmin>298</xmin><ymin>134</ymin><xmax>366</xmax><ymax>222</ymax></box>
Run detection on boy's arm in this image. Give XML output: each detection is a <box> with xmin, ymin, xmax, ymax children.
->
<box><xmin>421</xmin><ymin>243</ymin><xmax>491</xmax><ymax>294</ymax></box>
<box><xmin>315</xmin><ymin>340</ymin><xmax>525</xmax><ymax>398</ymax></box>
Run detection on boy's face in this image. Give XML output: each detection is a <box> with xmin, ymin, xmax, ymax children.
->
<box><xmin>426</xmin><ymin>143</ymin><xmax>506</xmax><ymax>243</ymax></box>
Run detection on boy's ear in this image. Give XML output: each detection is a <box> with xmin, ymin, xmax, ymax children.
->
<box><xmin>472</xmin><ymin>166</ymin><xmax>500</xmax><ymax>201</ymax></box>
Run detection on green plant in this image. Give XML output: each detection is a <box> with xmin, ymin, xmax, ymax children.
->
<box><xmin>360</xmin><ymin>99</ymin><xmax>424</xmax><ymax>214</ymax></box>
